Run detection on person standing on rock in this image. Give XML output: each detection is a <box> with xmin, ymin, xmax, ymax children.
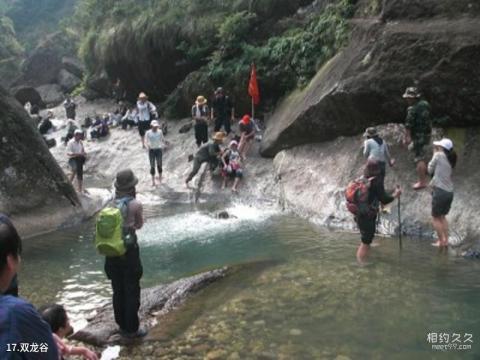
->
<box><xmin>192</xmin><ymin>95</ymin><xmax>210</xmax><ymax>147</ymax></box>
<box><xmin>185</xmin><ymin>132</ymin><xmax>225</xmax><ymax>187</ymax></box>
<box><xmin>105</xmin><ymin>169</ymin><xmax>147</xmax><ymax>339</ymax></box>
<box><xmin>67</xmin><ymin>129</ymin><xmax>87</xmax><ymax>193</ymax></box>
<box><xmin>238</xmin><ymin>115</ymin><xmax>255</xmax><ymax>159</ymax></box>
<box><xmin>211</xmin><ymin>87</ymin><xmax>234</xmax><ymax>135</ymax></box>
<box><xmin>353</xmin><ymin>160</ymin><xmax>402</xmax><ymax>263</ymax></box>
<box><xmin>146</xmin><ymin>120</ymin><xmax>169</xmax><ymax>187</ymax></box>
<box><xmin>0</xmin><ymin>214</ymin><xmax>59</xmax><ymax>359</ymax></box>
<box><xmin>137</xmin><ymin>92</ymin><xmax>157</xmax><ymax>148</ymax></box>
<box><xmin>402</xmin><ymin>87</ymin><xmax>432</xmax><ymax>190</ymax></box>
<box><xmin>63</xmin><ymin>95</ymin><xmax>77</xmax><ymax>120</ymax></box>
<box><xmin>428</xmin><ymin>138</ymin><xmax>457</xmax><ymax>248</ymax></box>
<box><xmin>363</xmin><ymin>127</ymin><xmax>395</xmax><ymax>187</ymax></box>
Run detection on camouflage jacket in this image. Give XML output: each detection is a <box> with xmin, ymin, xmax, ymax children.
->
<box><xmin>405</xmin><ymin>100</ymin><xmax>432</xmax><ymax>146</ymax></box>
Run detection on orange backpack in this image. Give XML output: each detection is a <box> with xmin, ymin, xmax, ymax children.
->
<box><xmin>345</xmin><ymin>177</ymin><xmax>373</xmax><ymax>217</ymax></box>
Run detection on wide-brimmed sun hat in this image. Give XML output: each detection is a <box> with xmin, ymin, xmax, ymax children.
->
<box><xmin>402</xmin><ymin>87</ymin><xmax>421</xmax><ymax>99</ymax></box>
<box><xmin>114</xmin><ymin>169</ymin><xmax>139</xmax><ymax>191</ymax></box>
<box><xmin>150</xmin><ymin>120</ymin><xmax>160</xmax><ymax>127</ymax></box>
<box><xmin>196</xmin><ymin>95</ymin><xmax>207</xmax><ymax>105</ymax></box>
<box><xmin>433</xmin><ymin>138</ymin><xmax>453</xmax><ymax>151</ymax></box>
<box><xmin>138</xmin><ymin>92</ymin><xmax>148</xmax><ymax>100</ymax></box>
<box><xmin>212</xmin><ymin>132</ymin><xmax>225</xmax><ymax>142</ymax></box>
<box><xmin>364</xmin><ymin>127</ymin><xmax>378</xmax><ymax>137</ymax></box>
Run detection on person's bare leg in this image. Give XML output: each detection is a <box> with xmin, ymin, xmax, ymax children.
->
<box><xmin>157</xmin><ymin>173</ymin><xmax>162</xmax><ymax>184</ymax></box>
<box><xmin>222</xmin><ymin>177</ymin><xmax>227</xmax><ymax>190</ymax></box>
<box><xmin>431</xmin><ymin>217</ymin><xmax>443</xmax><ymax>246</ymax></box>
<box><xmin>414</xmin><ymin>161</ymin><xmax>428</xmax><ymax>189</ymax></box>
<box><xmin>141</xmin><ymin>136</ymin><xmax>145</xmax><ymax>148</ymax></box>
<box><xmin>78</xmin><ymin>178</ymin><xmax>83</xmax><ymax>193</ymax></box>
<box><xmin>356</xmin><ymin>243</ymin><xmax>370</xmax><ymax>263</ymax></box>
<box><xmin>441</xmin><ymin>216</ymin><xmax>449</xmax><ymax>247</ymax></box>
<box><xmin>232</xmin><ymin>178</ymin><xmax>240</xmax><ymax>192</ymax></box>
<box><xmin>151</xmin><ymin>175</ymin><xmax>156</xmax><ymax>187</ymax></box>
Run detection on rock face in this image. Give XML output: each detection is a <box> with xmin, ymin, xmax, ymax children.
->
<box><xmin>260</xmin><ymin>0</ymin><xmax>480</xmax><ymax>156</ymax></box>
<box><xmin>62</xmin><ymin>57</ymin><xmax>85</xmax><ymax>79</ymax></box>
<box><xmin>12</xmin><ymin>86</ymin><xmax>45</xmax><ymax>108</ymax></box>
<box><xmin>0</xmin><ymin>85</ymin><xmax>80</xmax><ymax>235</ymax></box>
<box><xmin>57</xmin><ymin>69</ymin><xmax>81</xmax><ymax>92</ymax></box>
<box><xmin>273</xmin><ymin>124</ymin><xmax>480</xmax><ymax>246</ymax></box>
<box><xmin>14</xmin><ymin>46</ymin><xmax>62</xmax><ymax>87</ymax></box>
<box><xmin>35</xmin><ymin>84</ymin><xmax>64</xmax><ymax>107</ymax></box>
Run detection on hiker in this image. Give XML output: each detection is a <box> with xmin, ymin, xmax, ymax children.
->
<box><xmin>38</xmin><ymin>111</ymin><xmax>54</xmax><ymax>136</ymax></box>
<box><xmin>110</xmin><ymin>109</ymin><xmax>123</xmax><ymax>127</ymax></box>
<box><xmin>221</xmin><ymin>140</ymin><xmax>243</xmax><ymax>192</ymax></box>
<box><xmin>192</xmin><ymin>95</ymin><xmax>210</xmax><ymax>147</ymax></box>
<box><xmin>363</xmin><ymin>127</ymin><xmax>395</xmax><ymax>186</ymax></box>
<box><xmin>104</xmin><ymin>170</ymin><xmax>146</xmax><ymax>338</ymax></box>
<box><xmin>347</xmin><ymin>160</ymin><xmax>402</xmax><ymax>262</ymax></box>
<box><xmin>64</xmin><ymin>119</ymin><xmax>79</xmax><ymax>145</ymax></box>
<box><xmin>238</xmin><ymin>115</ymin><xmax>255</xmax><ymax>158</ymax></box>
<box><xmin>137</xmin><ymin>92</ymin><xmax>157</xmax><ymax>148</ymax></box>
<box><xmin>402</xmin><ymin>87</ymin><xmax>432</xmax><ymax>190</ymax></box>
<box><xmin>122</xmin><ymin>105</ymin><xmax>138</xmax><ymax>130</ymax></box>
<box><xmin>39</xmin><ymin>304</ymin><xmax>98</xmax><ymax>360</ymax></box>
<box><xmin>185</xmin><ymin>132</ymin><xmax>225</xmax><ymax>186</ymax></box>
<box><xmin>64</xmin><ymin>95</ymin><xmax>77</xmax><ymax>120</ymax></box>
<box><xmin>67</xmin><ymin>129</ymin><xmax>87</xmax><ymax>193</ymax></box>
<box><xmin>0</xmin><ymin>214</ymin><xmax>59</xmax><ymax>359</ymax></box>
<box><xmin>146</xmin><ymin>120</ymin><xmax>170</xmax><ymax>187</ymax></box>
<box><xmin>211</xmin><ymin>87</ymin><xmax>234</xmax><ymax>135</ymax></box>
<box><xmin>428</xmin><ymin>138</ymin><xmax>457</xmax><ymax>248</ymax></box>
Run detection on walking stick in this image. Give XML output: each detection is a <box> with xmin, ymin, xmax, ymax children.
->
<box><xmin>398</xmin><ymin>194</ymin><xmax>402</xmax><ymax>250</ymax></box>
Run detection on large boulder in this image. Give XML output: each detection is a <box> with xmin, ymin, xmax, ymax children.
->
<box><xmin>83</xmin><ymin>72</ymin><xmax>112</xmax><ymax>99</ymax></box>
<box><xmin>61</xmin><ymin>57</ymin><xmax>85</xmax><ymax>79</ymax></box>
<box><xmin>260</xmin><ymin>1</ymin><xmax>480</xmax><ymax>156</ymax></box>
<box><xmin>57</xmin><ymin>69</ymin><xmax>81</xmax><ymax>92</ymax></box>
<box><xmin>0</xmin><ymin>85</ymin><xmax>80</xmax><ymax>235</ymax></box>
<box><xmin>13</xmin><ymin>46</ymin><xmax>62</xmax><ymax>87</ymax></box>
<box><xmin>35</xmin><ymin>84</ymin><xmax>64</xmax><ymax>107</ymax></box>
<box><xmin>11</xmin><ymin>86</ymin><xmax>45</xmax><ymax>108</ymax></box>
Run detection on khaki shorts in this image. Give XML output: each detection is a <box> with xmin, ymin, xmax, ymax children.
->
<box><xmin>408</xmin><ymin>142</ymin><xmax>431</xmax><ymax>163</ymax></box>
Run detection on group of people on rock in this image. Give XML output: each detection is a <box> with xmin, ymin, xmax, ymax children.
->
<box><xmin>186</xmin><ymin>87</ymin><xmax>258</xmax><ymax>192</ymax></box>
<box><xmin>354</xmin><ymin>86</ymin><xmax>457</xmax><ymax>262</ymax></box>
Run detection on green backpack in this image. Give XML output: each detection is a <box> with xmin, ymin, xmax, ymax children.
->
<box><xmin>95</xmin><ymin>197</ymin><xmax>133</xmax><ymax>257</ymax></box>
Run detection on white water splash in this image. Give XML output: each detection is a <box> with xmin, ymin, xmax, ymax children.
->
<box><xmin>100</xmin><ymin>345</ymin><xmax>121</xmax><ymax>360</ymax></box>
<box><xmin>138</xmin><ymin>204</ymin><xmax>278</xmax><ymax>247</ymax></box>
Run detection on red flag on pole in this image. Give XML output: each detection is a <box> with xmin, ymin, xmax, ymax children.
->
<box><xmin>248</xmin><ymin>63</ymin><xmax>260</xmax><ymax>105</ymax></box>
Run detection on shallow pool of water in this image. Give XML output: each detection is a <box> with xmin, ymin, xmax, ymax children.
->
<box><xmin>18</xmin><ymin>206</ymin><xmax>480</xmax><ymax>359</ymax></box>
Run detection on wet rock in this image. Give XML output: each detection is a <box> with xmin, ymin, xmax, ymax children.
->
<box><xmin>289</xmin><ymin>329</ymin><xmax>302</xmax><ymax>336</ymax></box>
<box><xmin>72</xmin><ymin>268</ymin><xmax>229</xmax><ymax>346</ymax></box>
<box><xmin>35</xmin><ymin>84</ymin><xmax>64</xmax><ymax>107</ymax></box>
<box><xmin>13</xmin><ymin>46</ymin><xmax>62</xmax><ymax>87</ymax></box>
<box><xmin>205</xmin><ymin>349</ymin><xmax>227</xmax><ymax>360</ymax></box>
<box><xmin>179</xmin><ymin>121</ymin><xmax>193</xmax><ymax>134</ymax></box>
<box><xmin>85</xmin><ymin>72</ymin><xmax>112</xmax><ymax>98</ymax></box>
<box><xmin>58</xmin><ymin>69</ymin><xmax>81</xmax><ymax>92</ymax></box>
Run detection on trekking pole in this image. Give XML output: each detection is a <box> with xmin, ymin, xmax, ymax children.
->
<box><xmin>398</xmin><ymin>194</ymin><xmax>402</xmax><ymax>250</ymax></box>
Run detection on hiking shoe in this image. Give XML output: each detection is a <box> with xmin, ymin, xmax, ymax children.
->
<box><xmin>121</xmin><ymin>328</ymin><xmax>148</xmax><ymax>339</ymax></box>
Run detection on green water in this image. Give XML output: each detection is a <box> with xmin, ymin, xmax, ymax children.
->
<box><xmin>18</xmin><ymin>206</ymin><xmax>480</xmax><ymax>359</ymax></box>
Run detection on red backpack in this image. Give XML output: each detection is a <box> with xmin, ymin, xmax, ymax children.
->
<box><xmin>345</xmin><ymin>177</ymin><xmax>374</xmax><ymax>217</ymax></box>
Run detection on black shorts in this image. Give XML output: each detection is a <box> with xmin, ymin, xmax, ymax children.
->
<box><xmin>68</xmin><ymin>157</ymin><xmax>85</xmax><ymax>180</ymax></box>
<box><xmin>356</xmin><ymin>214</ymin><xmax>377</xmax><ymax>245</ymax></box>
<box><xmin>432</xmin><ymin>187</ymin><xmax>453</xmax><ymax>217</ymax></box>
<box><xmin>138</xmin><ymin>121</ymin><xmax>151</xmax><ymax>137</ymax></box>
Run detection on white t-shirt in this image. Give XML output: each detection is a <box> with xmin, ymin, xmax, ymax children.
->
<box><xmin>66</xmin><ymin>138</ymin><xmax>84</xmax><ymax>156</ymax></box>
<box><xmin>145</xmin><ymin>129</ymin><xmax>165</xmax><ymax>149</ymax></box>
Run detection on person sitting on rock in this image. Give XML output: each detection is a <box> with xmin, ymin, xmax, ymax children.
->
<box><xmin>363</xmin><ymin>127</ymin><xmax>395</xmax><ymax>187</ymax></box>
<box><xmin>238</xmin><ymin>115</ymin><xmax>255</xmax><ymax>159</ymax></box>
<box><xmin>402</xmin><ymin>87</ymin><xmax>432</xmax><ymax>190</ymax></box>
<box><xmin>105</xmin><ymin>169</ymin><xmax>147</xmax><ymax>339</ymax></box>
<box><xmin>428</xmin><ymin>138</ymin><xmax>457</xmax><ymax>248</ymax></box>
<box><xmin>67</xmin><ymin>129</ymin><xmax>87</xmax><ymax>193</ymax></box>
<box><xmin>39</xmin><ymin>304</ymin><xmax>98</xmax><ymax>360</ymax></box>
<box><xmin>63</xmin><ymin>95</ymin><xmax>77</xmax><ymax>120</ymax></box>
<box><xmin>221</xmin><ymin>140</ymin><xmax>243</xmax><ymax>193</ymax></box>
<box><xmin>354</xmin><ymin>160</ymin><xmax>402</xmax><ymax>263</ymax></box>
<box><xmin>90</xmin><ymin>115</ymin><xmax>109</xmax><ymax>139</ymax></box>
<box><xmin>38</xmin><ymin>111</ymin><xmax>54</xmax><ymax>136</ymax></box>
<box><xmin>185</xmin><ymin>132</ymin><xmax>225</xmax><ymax>187</ymax></box>
<box><xmin>146</xmin><ymin>120</ymin><xmax>169</xmax><ymax>187</ymax></box>
<box><xmin>137</xmin><ymin>92</ymin><xmax>157</xmax><ymax>148</ymax></box>
<box><xmin>121</xmin><ymin>105</ymin><xmax>138</xmax><ymax>130</ymax></box>
<box><xmin>0</xmin><ymin>214</ymin><xmax>59</xmax><ymax>360</ymax></box>
<box><xmin>110</xmin><ymin>109</ymin><xmax>123</xmax><ymax>127</ymax></box>
<box><xmin>192</xmin><ymin>95</ymin><xmax>210</xmax><ymax>148</ymax></box>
